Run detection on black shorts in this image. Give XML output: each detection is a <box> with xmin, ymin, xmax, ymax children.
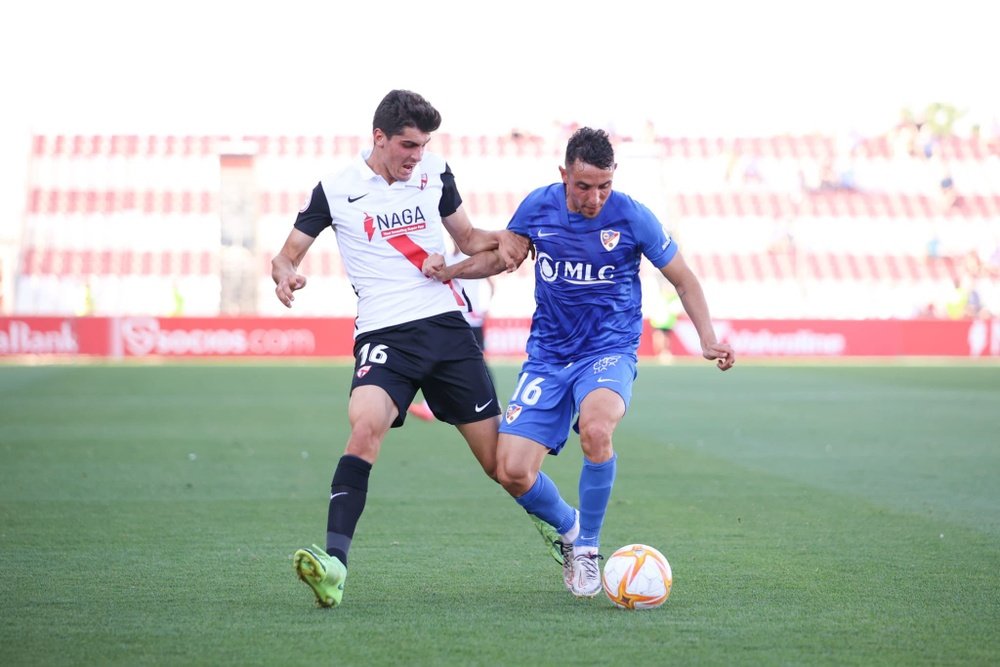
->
<box><xmin>351</xmin><ymin>311</ymin><xmax>500</xmax><ymax>428</ymax></box>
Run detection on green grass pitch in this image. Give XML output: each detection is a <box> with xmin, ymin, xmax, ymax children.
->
<box><xmin>1</xmin><ymin>362</ymin><xmax>998</xmax><ymax>665</ymax></box>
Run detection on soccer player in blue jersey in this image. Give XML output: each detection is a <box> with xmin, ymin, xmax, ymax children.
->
<box><xmin>424</xmin><ymin>127</ymin><xmax>735</xmax><ymax>597</ymax></box>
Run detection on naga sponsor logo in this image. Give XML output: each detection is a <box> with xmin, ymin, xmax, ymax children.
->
<box><xmin>373</xmin><ymin>207</ymin><xmax>427</xmax><ymax>238</ymax></box>
<box><xmin>537</xmin><ymin>252</ymin><xmax>615</xmax><ymax>285</ymax></box>
<box><xmin>0</xmin><ymin>320</ymin><xmax>78</xmax><ymax>354</ymax></box>
<box><xmin>119</xmin><ymin>318</ymin><xmax>316</xmax><ymax>356</ymax></box>
<box><xmin>364</xmin><ymin>207</ymin><xmax>427</xmax><ymax>242</ymax></box>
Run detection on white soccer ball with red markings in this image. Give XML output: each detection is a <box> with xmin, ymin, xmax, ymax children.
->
<box><xmin>601</xmin><ymin>543</ymin><xmax>672</xmax><ymax>610</ymax></box>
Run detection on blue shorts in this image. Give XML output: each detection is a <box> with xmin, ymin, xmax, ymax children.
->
<box><xmin>499</xmin><ymin>352</ymin><xmax>637</xmax><ymax>453</ymax></box>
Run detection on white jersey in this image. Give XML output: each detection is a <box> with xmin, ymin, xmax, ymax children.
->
<box><xmin>446</xmin><ymin>249</ymin><xmax>492</xmax><ymax>328</ymax></box>
<box><xmin>294</xmin><ymin>149</ymin><xmax>467</xmax><ymax>336</ymax></box>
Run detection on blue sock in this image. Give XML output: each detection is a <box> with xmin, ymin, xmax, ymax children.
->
<box><xmin>516</xmin><ymin>471</ymin><xmax>577</xmax><ymax>535</ymax></box>
<box><xmin>577</xmin><ymin>454</ymin><xmax>616</xmax><ymax>548</ymax></box>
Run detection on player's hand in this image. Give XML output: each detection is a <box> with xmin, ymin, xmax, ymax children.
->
<box><xmin>497</xmin><ymin>231</ymin><xmax>531</xmax><ymax>272</ymax></box>
<box><xmin>275</xmin><ymin>273</ymin><xmax>307</xmax><ymax>308</ymax></box>
<box><xmin>703</xmin><ymin>341</ymin><xmax>736</xmax><ymax>371</ymax></box>
<box><xmin>423</xmin><ymin>253</ymin><xmax>446</xmax><ymax>278</ymax></box>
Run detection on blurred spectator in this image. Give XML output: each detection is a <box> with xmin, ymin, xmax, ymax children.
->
<box><xmin>945</xmin><ymin>277</ymin><xmax>971</xmax><ymax>319</ymax></box>
<box><xmin>768</xmin><ymin>214</ymin><xmax>796</xmax><ymax>255</ymax></box>
<box><xmin>724</xmin><ymin>145</ymin><xmax>764</xmax><ymax>188</ymax></box>
<box><xmin>76</xmin><ymin>280</ymin><xmax>94</xmax><ymax>316</ymax></box>
<box><xmin>171</xmin><ymin>281</ymin><xmax>185</xmax><ymax>317</ymax></box>
<box><xmin>961</xmin><ymin>250</ymin><xmax>983</xmax><ymax>279</ymax></box>
<box><xmin>916</xmin><ymin>122</ymin><xmax>938</xmax><ymax>159</ymax></box>
<box><xmin>801</xmin><ymin>155</ymin><xmax>857</xmax><ymax>194</ymax></box>
<box><xmin>938</xmin><ymin>171</ymin><xmax>958</xmax><ymax>212</ymax></box>
<box><xmin>985</xmin><ymin>238</ymin><xmax>1000</xmax><ymax>272</ymax></box>
<box><xmin>648</xmin><ymin>280</ymin><xmax>682</xmax><ymax>364</ymax></box>
<box><xmin>926</xmin><ymin>230</ymin><xmax>942</xmax><ymax>261</ymax></box>
<box><xmin>888</xmin><ymin>109</ymin><xmax>921</xmax><ymax>159</ymax></box>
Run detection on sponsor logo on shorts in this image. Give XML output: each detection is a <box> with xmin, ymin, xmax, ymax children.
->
<box><xmin>356</xmin><ymin>364</ymin><xmax>371</xmax><ymax>378</ymax></box>
<box><xmin>591</xmin><ymin>355</ymin><xmax>621</xmax><ymax>373</ymax></box>
<box><xmin>505</xmin><ymin>404</ymin><xmax>522</xmax><ymax>424</ymax></box>
<box><xmin>475</xmin><ymin>399</ymin><xmax>494</xmax><ymax>412</ymax></box>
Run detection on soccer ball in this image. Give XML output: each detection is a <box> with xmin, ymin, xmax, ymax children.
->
<box><xmin>601</xmin><ymin>544</ymin><xmax>672</xmax><ymax>610</ymax></box>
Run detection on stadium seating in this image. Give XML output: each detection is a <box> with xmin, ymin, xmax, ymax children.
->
<box><xmin>14</xmin><ymin>131</ymin><xmax>1000</xmax><ymax>318</ymax></box>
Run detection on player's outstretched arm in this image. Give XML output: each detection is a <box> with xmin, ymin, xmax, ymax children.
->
<box><xmin>423</xmin><ymin>249</ymin><xmax>510</xmax><ymax>282</ymax></box>
<box><xmin>661</xmin><ymin>252</ymin><xmax>735</xmax><ymax>371</ymax></box>
<box><xmin>442</xmin><ymin>207</ymin><xmax>531</xmax><ymax>272</ymax></box>
<box><xmin>272</xmin><ymin>228</ymin><xmax>315</xmax><ymax>308</ymax></box>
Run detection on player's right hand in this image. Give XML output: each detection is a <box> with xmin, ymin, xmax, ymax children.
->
<box><xmin>422</xmin><ymin>253</ymin><xmax>446</xmax><ymax>279</ymax></box>
<box><xmin>275</xmin><ymin>273</ymin><xmax>307</xmax><ymax>308</ymax></box>
<box><xmin>704</xmin><ymin>341</ymin><xmax>736</xmax><ymax>371</ymax></box>
<box><xmin>497</xmin><ymin>231</ymin><xmax>531</xmax><ymax>272</ymax></box>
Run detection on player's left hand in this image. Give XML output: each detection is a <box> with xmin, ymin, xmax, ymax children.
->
<box><xmin>704</xmin><ymin>342</ymin><xmax>736</xmax><ymax>371</ymax></box>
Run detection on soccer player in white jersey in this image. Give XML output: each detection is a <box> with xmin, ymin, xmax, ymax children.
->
<box><xmin>272</xmin><ymin>90</ymin><xmax>530</xmax><ymax>608</ymax></box>
<box><xmin>424</xmin><ymin>127</ymin><xmax>736</xmax><ymax>597</ymax></box>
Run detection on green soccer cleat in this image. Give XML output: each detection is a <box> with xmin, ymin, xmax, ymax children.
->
<box><xmin>530</xmin><ymin>514</ymin><xmax>564</xmax><ymax>564</ymax></box>
<box><xmin>293</xmin><ymin>544</ymin><xmax>347</xmax><ymax>608</ymax></box>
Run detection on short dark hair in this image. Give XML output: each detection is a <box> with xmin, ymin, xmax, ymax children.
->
<box><xmin>565</xmin><ymin>127</ymin><xmax>615</xmax><ymax>170</ymax></box>
<box><xmin>372</xmin><ymin>90</ymin><xmax>442</xmax><ymax>137</ymax></box>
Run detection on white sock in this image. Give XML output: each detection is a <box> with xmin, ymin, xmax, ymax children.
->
<box><xmin>560</xmin><ymin>509</ymin><xmax>580</xmax><ymax>543</ymax></box>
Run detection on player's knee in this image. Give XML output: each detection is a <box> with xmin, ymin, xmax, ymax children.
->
<box><xmin>578</xmin><ymin>421</ymin><xmax>615</xmax><ymax>462</ymax></box>
<box><xmin>344</xmin><ymin>423</ymin><xmax>385</xmax><ymax>461</ymax></box>
<box><xmin>496</xmin><ymin>461</ymin><xmax>532</xmax><ymax>496</ymax></box>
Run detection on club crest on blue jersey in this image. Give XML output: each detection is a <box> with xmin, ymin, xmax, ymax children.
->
<box><xmin>505</xmin><ymin>404</ymin><xmax>522</xmax><ymax>424</ymax></box>
<box><xmin>600</xmin><ymin>230</ymin><xmax>620</xmax><ymax>251</ymax></box>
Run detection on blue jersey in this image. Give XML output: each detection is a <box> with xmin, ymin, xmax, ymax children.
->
<box><xmin>508</xmin><ymin>184</ymin><xmax>677</xmax><ymax>365</ymax></box>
